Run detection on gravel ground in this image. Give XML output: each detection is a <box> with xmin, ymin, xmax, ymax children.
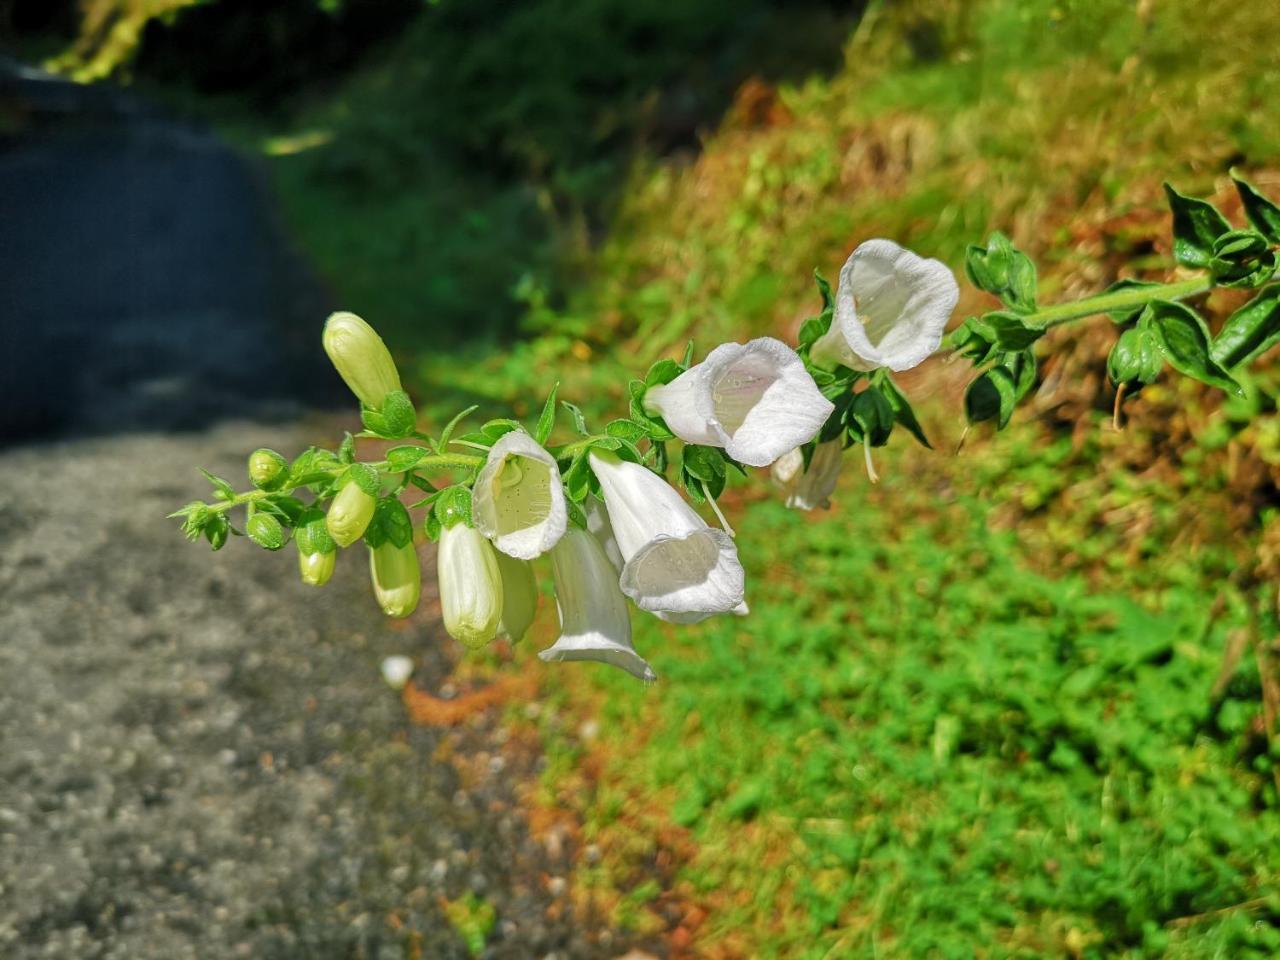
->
<box><xmin>0</xmin><ymin>423</ymin><xmax>643</xmax><ymax>959</ymax></box>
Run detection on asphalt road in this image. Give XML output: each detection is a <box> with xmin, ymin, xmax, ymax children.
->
<box><xmin>0</xmin><ymin>424</ymin><xmax>640</xmax><ymax>959</ymax></box>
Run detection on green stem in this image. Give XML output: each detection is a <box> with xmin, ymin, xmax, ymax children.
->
<box><xmin>204</xmin><ymin>452</ymin><xmax>482</xmax><ymax>514</ymax></box>
<box><xmin>1029</xmin><ymin>276</ymin><xmax>1211</xmax><ymax>328</ymax></box>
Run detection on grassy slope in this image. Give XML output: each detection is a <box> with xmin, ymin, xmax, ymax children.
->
<box><xmin>499</xmin><ymin>1</ymin><xmax>1280</xmax><ymax>956</ymax></box>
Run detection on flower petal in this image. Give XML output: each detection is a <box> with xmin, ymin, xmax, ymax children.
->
<box><xmin>472</xmin><ymin>429</ymin><xmax>567</xmax><ymax>560</ymax></box>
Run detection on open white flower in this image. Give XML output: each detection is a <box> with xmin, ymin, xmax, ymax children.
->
<box><xmin>539</xmin><ymin>528</ymin><xmax>656</xmax><ymax>682</ymax></box>
<box><xmin>809</xmin><ymin>239</ymin><xmax>959</xmax><ymax>373</ymax></box>
<box><xmin>588</xmin><ymin>451</ymin><xmax>744</xmax><ymax>621</ymax></box>
<box><xmin>642</xmin><ymin>337</ymin><xmax>833</xmax><ymax>468</ymax></box>
<box><xmin>437</xmin><ymin>523</ymin><xmax>503</xmax><ymax>649</ymax></box>
<box><xmin>584</xmin><ymin>496</ymin><xmax>623</xmax><ymax>573</ymax></box>
<box><xmin>773</xmin><ymin>440</ymin><xmax>844</xmax><ymax>511</ymax></box>
<box><xmin>472</xmin><ymin>429</ymin><xmax>567</xmax><ymax>560</ymax></box>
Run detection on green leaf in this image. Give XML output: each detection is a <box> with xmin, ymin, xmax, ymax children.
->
<box><xmin>261</xmin><ymin>494</ymin><xmax>306</xmax><ymax>525</ymax></box>
<box><xmin>439</xmin><ymin>404</ymin><xmax>479</xmax><ymax>449</ymax></box>
<box><xmin>560</xmin><ymin>401</ymin><xmax>590</xmax><ymax>436</ymax></box>
<box><xmin>1143</xmin><ymin>300</ymin><xmax>1243</xmax><ymax>396</ymax></box>
<box><xmin>1232</xmin><ymin>171</ymin><xmax>1280</xmax><ymax>244</ymax></box>
<box><xmin>949</xmin><ymin>316</ymin><xmax>1001</xmax><ymax>365</ymax></box>
<box><xmin>1208</xmin><ymin>229</ymin><xmax>1275</xmax><ymax>288</ymax></box>
<box><xmin>604</xmin><ymin>419</ymin><xmax>648</xmax><ymax>442</ymax></box>
<box><xmin>797</xmin><ymin>313</ymin><xmax>830</xmax><ymax>350</ymax></box>
<box><xmin>345</xmin><ymin>462</ymin><xmax>382</xmax><ymax>496</ymax></box>
<box><xmin>964</xmin><ymin>232</ymin><xmax>1037</xmax><ymax>313</ymax></box>
<box><xmin>628</xmin><ymin>379</ymin><xmax>674</xmax><ymax>441</ymax></box>
<box><xmin>1211</xmin><ymin>285</ymin><xmax>1280</xmax><ymax>369</ymax></box>
<box><xmin>339</xmin><ymin>432</ymin><xmax>355</xmax><ymax>464</ymax></box>
<box><xmin>200</xmin><ymin>469</ymin><xmax>236</xmax><ymax>502</ymax></box>
<box><xmin>982</xmin><ymin>310</ymin><xmax>1044</xmax><ymax>351</ymax></box>
<box><xmin>1163</xmin><ymin>182</ymin><xmax>1230</xmax><ymax>270</ymax></box>
<box><xmin>681</xmin><ymin>445</ymin><xmax>727</xmax><ymax>501</ymax></box>
<box><xmin>562</xmin><ymin>452</ymin><xmax>592</xmax><ymax>502</ymax></box>
<box><xmin>386</xmin><ymin>445</ymin><xmax>429</xmax><ymax>472</ymax></box>
<box><xmin>533</xmin><ymin>382</ymin><xmax>559</xmax><ymax>445</ymax></box>
<box><xmin>1104</xmin><ymin>279</ymin><xmax>1163</xmax><ymax>325</ymax></box>
<box><xmin>878</xmin><ymin>374</ymin><xmax>931</xmax><ymax>449</ymax></box>
<box><xmin>246</xmin><ymin>512</ymin><xmax>285</xmax><ymax>551</ymax></box>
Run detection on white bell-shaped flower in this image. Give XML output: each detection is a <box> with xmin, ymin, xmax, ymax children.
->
<box><xmin>471</xmin><ymin>429</ymin><xmax>567</xmax><ymax>560</ymax></box>
<box><xmin>584</xmin><ymin>496</ymin><xmax>623</xmax><ymax>573</ymax></box>
<box><xmin>773</xmin><ymin>440</ymin><xmax>844</xmax><ymax>511</ymax></box>
<box><xmin>642</xmin><ymin>337</ymin><xmax>833</xmax><ymax>467</ymax></box>
<box><xmin>539</xmin><ymin>528</ymin><xmax>656</xmax><ymax>682</ymax></box>
<box><xmin>437</xmin><ymin>523</ymin><xmax>504</xmax><ymax>649</ymax></box>
<box><xmin>495</xmin><ymin>551</ymin><xmax>538</xmax><ymax>643</ymax></box>
<box><xmin>809</xmin><ymin>239</ymin><xmax>959</xmax><ymax>373</ymax></box>
<box><xmin>588</xmin><ymin>451</ymin><xmax>744</xmax><ymax>621</ymax></box>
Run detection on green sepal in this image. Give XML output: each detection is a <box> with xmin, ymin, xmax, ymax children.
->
<box><xmin>246</xmin><ymin>511</ymin><xmax>286</xmax><ymax>551</ymax></box>
<box><xmin>628</xmin><ymin>379</ymin><xmax>675</xmax><ymax>441</ymax></box>
<box><xmin>848</xmin><ymin>388</ymin><xmax>894</xmax><ymax>447</ymax></box>
<box><xmin>562</xmin><ymin>451</ymin><xmax>593</xmax><ymax>502</ymax></box>
<box><xmin>876</xmin><ymin>373</ymin><xmax>931</xmax><ymax>449</ymax></box>
<box><xmin>533</xmin><ymin>382</ymin><xmax>560</xmax><ymax>445</ymax></box>
<box><xmin>1104</xmin><ymin>279</ymin><xmax>1163</xmax><ymax>325</ymax></box>
<box><xmin>200</xmin><ymin>469</ymin><xmax>236</xmax><ymax>502</ymax></box>
<box><xmin>385</xmin><ymin>445</ymin><xmax>430</xmax><ymax>472</ymax></box>
<box><xmin>294</xmin><ymin>507</ymin><xmax>336</xmax><ymax>556</ymax></box>
<box><xmin>798</xmin><ymin>312</ymin><xmax>832</xmax><ymax>351</ymax></box>
<box><xmin>481</xmin><ymin>418</ymin><xmax>521</xmax><ymax>441</ymax></box>
<box><xmin>680</xmin><ymin>445</ymin><xmax>727</xmax><ymax>502</ymax></box>
<box><xmin>1107</xmin><ymin>325</ymin><xmax>1163</xmax><ymax>390</ymax></box>
<box><xmin>964</xmin><ymin>351</ymin><xmax>1036</xmax><ymax>429</ymax></box>
<box><xmin>605</xmin><ymin>419</ymin><xmax>648</xmax><ymax>442</ymax></box>
<box><xmin>289</xmin><ymin>447</ymin><xmax>340</xmax><ymax>487</ymax></box>
<box><xmin>560</xmin><ymin>401</ymin><xmax>590</xmax><ymax>436</ymax></box>
<box><xmin>566</xmin><ymin>498</ymin><xmax>588</xmax><ymax>531</ymax></box>
<box><xmin>379</xmin><ymin>390</ymin><xmax>418</xmax><ymax>439</ymax></box>
<box><xmin>680</xmin><ymin>339</ymin><xmax>696</xmax><ymax>369</ymax></box>
<box><xmin>1142</xmin><ymin>300</ymin><xmax>1243</xmax><ymax>396</ymax></box>
<box><xmin>432</xmin><ymin>484</ymin><xmax>474</xmax><ymax>533</ymax></box>
<box><xmin>814</xmin><ymin>268</ymin><xmax>834</xmax><ymax>312</ymax></box>
<box><xmin>1231</xmin><ymin>171</ymin><xmax>1280</xmax><ymax>245</ymax></box>
<box><xmin>1211</xmin><ymin>285</ymin><xmax>1280</xmax><ymax>369</ymax></box>
<box><xmin>339</xmin><ymin>432</ymin><xmax>356</xmax><ymax>464</ymax></box>
<box><xmin>345</xmin><ymin>462</ymin><xmax>382</xmax><ymax>496</ymax></box>
<box><xmin>256</xmin><ymin>494</ymin><xmax>307</xmax><ymax>526</ymax></box>
<box><xmin>1208</xmin><ymin>229</ymin><xmax>1275</xmax><ymax>288</ymax></box>
<box><xmin>1163</xmin><ymin>182</ymin><xmax>1230</xmax><ymax>270</ymax></box>
<box><xmin>645</xmin><ymin>358</ymin><xmax>684</xmax><ymax>387</ymax></box>
<box><xmin>964</xmin><ymin>231</ymin><xmax>1038</xmax><ymax>314</ymax></box>
<box><xmin>949</xmin><ymin>312</ymin><xmax>1044</xmax><ymax>363</ymax></box>
<box><xmin>365</xmin><ymin>497</ymin><xmax>414</xmax><ymax>550</ymax></box>
<box><xmin>204</xmin><ymin>513</ymin><xmax>229</xmax><ymax>551</ymax></box>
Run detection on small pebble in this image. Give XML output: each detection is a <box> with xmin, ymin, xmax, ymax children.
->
<box><xmin>379</xmin><ymin>656</ymin><xmax>415</xmax><ymax>690</ymax></box>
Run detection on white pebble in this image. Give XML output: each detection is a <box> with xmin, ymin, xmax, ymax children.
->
<box><xmin>379</xmin><ymin>656</ymin><xmax>415</xmax><ymax>690</ymax></box>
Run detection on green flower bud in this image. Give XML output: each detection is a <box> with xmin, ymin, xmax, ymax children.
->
<box><xmin>323</xmin><ymin>311</ymin><xmax>403</xmax><ymax>409</ymax></box>
<box><xmin>299</xmin><ymin>548</ymin><xmax>336</xmax><ymax>586</ymax></box>
<box><xmin>369</xmin><ymin>540</ymin><xmax>421</xmax><ymax>618</ymax></box>
<box><xmin>438</xmin><ymin>523</ymin><xmax>503</xmax><ymax>649</ymax></box>
<box><xmin>246</xmin><ymin>512</ymin><xmax>285</xmax><ymax>551</ymax></box>
<box><xmin>248</xmin><ymin>448</ymin><xmax>289</xmax><ymax>490</ymax></box>
<box><xmin>326</xmin><ymin>472</ymin><xmax>379</xmax><ymax>547</ymax></box>
<box><xmin>495</xmin><ymin>552</ymin><xmax>538</xmax><ymax>643</ymax></box>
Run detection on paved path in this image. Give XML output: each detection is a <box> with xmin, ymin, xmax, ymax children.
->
<box><xmin>0</xmin><ymin>423</ymin><xmax>637</xmax><ymax>958</ymax></box>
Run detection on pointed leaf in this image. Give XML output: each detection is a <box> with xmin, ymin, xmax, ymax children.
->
<box><xmin>1164</xmin><ymin>182</ymin><xmax>1230</xmax><ymax>270</ymax></box>
<box><xmin>1144</xmin><ymin>300</ymin><xmax>1243</xmax><ymax>396</ymax></box>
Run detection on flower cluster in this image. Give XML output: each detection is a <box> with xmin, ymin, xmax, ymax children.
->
<box><xmin>176</xmin><ymin>180</ymin><xmax>1280</xmax><ymax>684</ymax></box>
<box><xmin>171</xmin><ymin>239</ymin><xmax>959</xmax><ymax>683</ymax></box>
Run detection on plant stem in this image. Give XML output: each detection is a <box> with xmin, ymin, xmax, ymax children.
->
<box><xmin>203</xmin><ymin>452</ymin><xmax>482</xmax><ymax>514</ymax></box>
<box><xmin>1028</xmin><ymin>276</ymin><xmax>1211</xmax><ymax>328</ymax></box>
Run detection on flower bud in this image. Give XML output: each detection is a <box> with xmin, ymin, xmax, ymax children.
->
<box><xmin>322</xmin><ymin>311</ymin><xmax>403</xmax><ymax>409</ymax></box>
<box><xmin>438</xmin><ymin>523</ymin><xmax>504</xmax><ymax>649</ymax></box>
<box><xmin>495</xmin><ymin>552</ymin><xmax>538</xmax><ymax>642</ymax></box>
<box><xmin>369</xmin><ymin>540</ymin><xmax>421</xmax><ymax>618</ymax></box>
<box><xmin>248</xmin><ymin>448</ymin><xmax>289</xmax><ymax>490</ymax></box>
<box><xmin>295</xmin><ymin>507</ymin><xmax>336</xmax><ymax>586</ymax></box>
<box><xmin>299</xmin><ymin>549</ymin><xmax>336</xmax><ymax>586</ymax></box>
<box><xmin>326</xmin><ymin>465</ymin><xmax>380</xmax><ymax>547</ymax></box>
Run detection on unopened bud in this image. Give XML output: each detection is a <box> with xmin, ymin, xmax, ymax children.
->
<box><xmin>299</xmin><ymin>548</ymin><xmax>336</xmax><ymax>586</ymax></box>
<box><xmin>248</xmin><ymin>448</ymin><xmax>289</xmax><ymax>490</ymax></box>
<box><xmin>495</xmin><ymin>552</ymin><xmax>538</xmax><ymax>642</ymax></box>
<box><xmin>369</xmin><ymin>541</ymin><xmax>421</xmax><ymax>618</ymax></box>
<box><xmin>323</xmin><ymin>312</ymin><xmax>403</xmax><ymax>409</ymax></box>
<box><xmin>326</xmin><ymin>469</ymin><xmax>379</xmax><ymax>547</ymax></box>
<box><xmin>438</xmin><ymin>523</ymin><xmax>503</xmax><ymax>649</ymax></box>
